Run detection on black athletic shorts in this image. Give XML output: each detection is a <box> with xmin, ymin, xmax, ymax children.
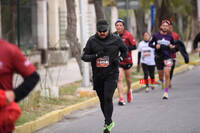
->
<box><xmin>119</xmin><ymin>64</ymin><xmax>133</xmax><ymax>70</ymax></box>
<box><xmin>155</xmin><ymin>57</ymin><xmax>173</xmax><ymax>71</ymax></box>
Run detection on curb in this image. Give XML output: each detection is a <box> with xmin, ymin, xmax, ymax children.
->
<box><xmin>14</xmin><ymin>59</ymin><xmax>200</xmax><ymax>133</ymax></box>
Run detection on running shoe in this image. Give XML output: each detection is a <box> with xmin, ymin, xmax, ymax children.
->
<box><xmin>151</xmin><ymin>84</ymin><xmax>155</xmax><ymax>90</ymax></box>
<box><xmin>118</xmin><ymin>98</ymin><xmax>125</xmax><ymax>105</ymax></box>
<box><xmin>127</xmin><ymin>90</ymin><xmax>133</xmax><ymax>103</ymax></box>
<box><xmin>145</xmin><ymin>87</ymin><xmax>149</xmax><ymax>93</ymax></box>
<box><xmin>103</xmin><ymin>122</ymin><xmax>115</xmax><ymax>133</ymax></box>
<box><xmin>162</xmin><ymin>92</ymin><xmax>168</xmax><ymax>99</ymax></box>
<box><xmin>104</xmin><ymin>129</ymin><xmax>110</xmax><ymax>133</ymax></box>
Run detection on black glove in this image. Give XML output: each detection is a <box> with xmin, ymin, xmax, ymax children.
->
<box><xmin>119</xmin><ymin>56</ymin><xmax>124</xmax><ymax>62</ymax></box>
<box><xmin>128</xmin><ymin>45</ymin><xmax>136</xmax><ymax>51</ymax></box>
<box><xmin>113</xmin><ymin>56</ymin><xmax>123</xmax><ymax>66</ymax></box>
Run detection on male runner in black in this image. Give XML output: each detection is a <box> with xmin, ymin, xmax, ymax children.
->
<box><xmin>81</xmin><ymin>19</ymin><xmax>128</xmax><ymax>133</ymax></box>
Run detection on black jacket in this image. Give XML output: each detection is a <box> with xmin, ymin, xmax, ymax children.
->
<box><xmin>193</xmin><ymin>32</ymin><xmax>200</xmax><ymax>49</ymax></box>
<box><xmin>174</xmin><ymin>40</ymin><xmax>189</xmax><ymax>64</ymax></box>
<box><xmin>81</xmin><ymin>32</ymin><xmax>128</xmax><ymax>78</ymax></box>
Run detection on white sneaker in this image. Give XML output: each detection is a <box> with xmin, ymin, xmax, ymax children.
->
<box><xmin>162</xmin><ymin>92</ymin><xmax>168</xmax><ymax>99</ymax></box>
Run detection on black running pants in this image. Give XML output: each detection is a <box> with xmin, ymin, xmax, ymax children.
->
<box><xmin>170</xmin><ymin>60</ymin><xmax>176</xmax><ymax>80</ymax></box>
<box><xmin>94</xmin><ymin>73</ymin><xmax>118</xmax><ymax>125</ymax></box>
<box><xmin>141</xmin><ymin>63</ymin><xmax>155</xmax><ymax>86</ymax></box>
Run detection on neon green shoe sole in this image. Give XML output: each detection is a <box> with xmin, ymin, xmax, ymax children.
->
<box><xmin>145</xmin><ymin>87</ymin><xmax>149</xmax><ymax>92</ymax></box>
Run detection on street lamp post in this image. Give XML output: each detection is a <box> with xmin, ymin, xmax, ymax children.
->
<box><xmin>126</xmin><ymin>0</ymin><xmax>130</xmax><ymax>30</ymax></box>
<box><xmin>197</xmin><ymin>0</ymin><xmax>200</xmax><ymax>24</ymax></box>
<box><xmin>79</xmin><ymin>0</ymin><xmax>90</xmax><ymax>87</ymax></box>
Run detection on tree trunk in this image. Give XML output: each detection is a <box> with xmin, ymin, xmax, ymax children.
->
<box><xmin>9</xmin><ymin>0</ymin><xmax>16</xmax><ymax>44</ymax></box>
<box><xmin>153</xmin><ymin>0</ymin><xmax>161</xmax><ymax>32</ymax></box>
<box><xmin>134</xmin><ymin>8</ymin><xmax>146</xmax><ymax>41</ymax></box>
<box><xmin>66</xmin><ymin>0</ymin><xmax>83</xmax><ymax>76</ymax></box>
<box><xmin>178</xmin><ymin>14</ymin><xmax>183</xmax><ymax>34</ymax></box>
<box><xmin>159</xmin><ymin>0</ymin><xmax>172</xmax><ymax>20</ymax></box>
<box><xmin>94</xmin><ymin>0</ymin><xmax>105</xmax><ymax>21</ymax></box>
<box><xmin>185</xmin><ymin>16</ymin><xmax>191</xmax><ymax>47</ymax></box>
<box><xmin>153</xmin><ymin>0</ymin><xmax>172</xmax><ymax>32</ymax></box>
<box><xmin>0</xmin><ymin>2</ymin><xmax>2</xmax><ymax>38</ymax></box>
<box><xmin>190</xmin><ymin>0</ymin><xmax>199</xmax><ymax>43</ymax></box>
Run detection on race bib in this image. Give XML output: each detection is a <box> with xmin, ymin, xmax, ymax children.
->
<box><xmin>164</xmin><ymin>59</ymin><xmax>173</xmax><ymax>67</ymax></box>
<box><xmin>143</xmin><ymin>50</ymin><xmax>151</xmax><ymax>57</ymax></box>
<box><xmin>96</xmin><ymin>56</ymin><xmax>110</xmax><ymax>67</ymax></box>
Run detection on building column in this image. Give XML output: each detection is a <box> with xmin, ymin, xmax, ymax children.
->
<box><xmin>37</xmin><ymin>0</ymin><xmax>48</xmax><ymax>64</ymax></box>
<box><xmin>47</xmin><ymin>0</ymin><xmax>60</xmax><ymax>49</ymax></box>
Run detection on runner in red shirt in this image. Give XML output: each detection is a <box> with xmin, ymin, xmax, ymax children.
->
<box><xmin>168</xmin><ymin>22</ymin><xmax>180</xmax><ymax>88</ymax></box>
<box><xmin>0</xmin><ymin>39</ymin><xmax>40</xmax><ymax>133</ymax></box>
<box><xmin>114</xmin><ymin>19</ymin><xmax>136</xmax><ymax>105</ymax></box>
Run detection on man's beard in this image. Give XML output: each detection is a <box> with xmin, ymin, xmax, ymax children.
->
<box><xmin>161</xmin><ymin>28</ymin><xmax>168</xmax><ymax>33</ymax></box>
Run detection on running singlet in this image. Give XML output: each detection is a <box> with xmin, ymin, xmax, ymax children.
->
<box><xmin>138</xmin><ymin>40</ymin><xmax>155</xmax><ymax>66</ymax></box>
<box><xmin>118</xmin><ymin>30</ymin><xmax>136</xmax><ymax>65</ymax></box>
<box><xmin>0</xmin><ymin>39</ymin><xmax>35</xmax><ymax>91</ymax></box>
<box><xmin>149</xmin><ymin>32</ymin><xmax>174</xmax><ymax>59</ymax></box>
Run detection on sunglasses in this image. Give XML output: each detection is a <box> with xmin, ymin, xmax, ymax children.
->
<box><xmin>98</xmin><ymin>30</ymin><xmax>107</xmax><ymax>33</ymax></box>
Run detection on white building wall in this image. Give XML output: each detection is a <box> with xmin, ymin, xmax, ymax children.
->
<box><xmin>58</xmin><ymin>0</ymin><xmax>68</xmax><ymax>48</ymax></box>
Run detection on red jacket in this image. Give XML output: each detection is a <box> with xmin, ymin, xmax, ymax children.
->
<box><xmin>0</xmin><ymin>90</ymin><xmax>6</xmax><ymax>108</ymax></box>
<box><xmin>0</xmin><ymin>90</ymin><xmax>21</xmax><ymax>133</ymax></box>
<box><xmin>171</xmin><ymin>32</ymin><xmax>180</xmax><ymax>59</ymax></box>
<box><xmin>119</xmin><ymin>30</ymin><xmax>136</xmax><ymax>65</ymax></box>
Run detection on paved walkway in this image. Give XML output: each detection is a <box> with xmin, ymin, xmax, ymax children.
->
<box><xmin>36</xmin><ymin>65</ymin><xmax>200</xmax><ymax>133</ymax></box>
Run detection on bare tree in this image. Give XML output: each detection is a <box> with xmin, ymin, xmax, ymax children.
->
<box><xmin>153</xmin><ymin>0</ymin><xmax>173</xmax><ymax>32</ymax></box>
<box><xmin>135</xmin><ymin>8</ymin><xmax>147</xmax><ymax>41</ymax></box>
<box><xmin>66</xmin><ymin>0</ymin><xmax>83</xmax><ymax>75</ymax></box>
<box><xmin>9</xmin><ymin>0</ymin><xmax>16</xmax><ymax>44</ymax></box>
<box><xmin>94</xmin><ymin>0</ymin><xmax>105</xmax><ymax>21</ymax></box>
<box><xmin>190</xmin><ymin>0</ymin><xmax>199</xmax><ymax>42</ymax></box>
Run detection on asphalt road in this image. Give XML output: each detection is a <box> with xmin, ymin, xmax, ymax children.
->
<box><xmin>36</xmin><ymin>65</ymin><xmax>200</xmax><ymax>133</ymax></box>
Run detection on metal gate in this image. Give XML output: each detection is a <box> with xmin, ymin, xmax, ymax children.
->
<box><xmin>0</xmin><ymin>0</ymin><xmax>37</xmax><ymax>50</ymax></box>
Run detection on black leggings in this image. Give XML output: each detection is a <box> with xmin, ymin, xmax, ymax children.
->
<box><xmin>141</xmin><ymin>63</ymin><xmax>155</xmax><ymax>86</ymax></box>
<box><xmin>170</xmin><ymin>60</ymin><xmax>176</xmax><ymax>80</ymax></box>
<box><xmin>94</xmin><ymin>73</ymin><xmax>118</xmax><ymax>125</ymax></box>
